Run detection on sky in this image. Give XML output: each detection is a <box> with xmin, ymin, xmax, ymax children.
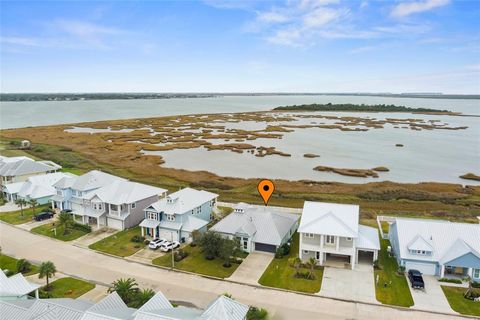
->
<box><xmin>1</xmin><ymin>0</ymin><xmax>479</xmax><ymax>93</ymax></box>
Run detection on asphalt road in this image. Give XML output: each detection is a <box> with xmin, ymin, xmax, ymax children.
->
<box><xmin>0</xmin><ymin>222</ymin><xmax>467</xmax><ymax>320</ymax></box>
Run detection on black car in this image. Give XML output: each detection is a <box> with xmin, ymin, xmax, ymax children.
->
<box><xmin>33</xmin><ymin>211</ymin><xmax>54</xmax><ymax>221</ymax></box>
<box><xmin>408</xmin><ymin>269</ymin><xmax>425</xmax><ymax>289</ymax></box>
<box><xmin>61</xmin><ymin>209</ymin><xmax>72</xmax><ymax>213</ymax></box>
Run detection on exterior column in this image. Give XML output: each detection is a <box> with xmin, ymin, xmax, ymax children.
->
<box><xmin>51</xmin><ymin>201</ymin><xmax>55</xmax><ymax>210</ymax></box>
<box><xmin>351</xmin><ymin>254</ymin><xmax>355</xmax><ymax>269</ymax></box>
<box><xmin>141</xmin><ymin>227</ymin><xmax>145</xmax><ymax>237</ymax></box>
<box><xmin>97</xmin><ymin>218</ymin><xmax>100</xmax><ymax>229</ymax></box>
<box><xmin>320</xmin><ymin>235</ymin><xmax>324</xmax><ymax>249</ymax></box>
<box><xmin>35</xmin><ymin>289</ymin><xmax>39</xmax><ymax>299</ymax></box>
<box><xmin>374</xmin><ymin>250</ymin><xmax>378</xmax><ymax>261</ymax></box>
<box><xmin>468</xmin><ymin>267</ymin><xmax>473</xmax><ymax>278</ymax></box>
<box><xmin>336</xmin><ymin>236</ymin><xmax>340</xmax><ymax>251</ymax></box>
<box><xmin>299</xmin><ymin>233</ymin><xmax>303</xmax><ymax>260</ymax></box>
<box><xmin>319</xmin><ymin>251</ymin><xmax>324</xmax><ymax>265</ymax></box>
<box><xmin>440</xmin><ymin>265</ymin><xmax>445</xmax><ymax>278</ymax></box>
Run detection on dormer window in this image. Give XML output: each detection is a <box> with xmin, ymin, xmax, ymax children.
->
<box><xmin>166</xmin><ymin>214</ymin><xmax>175</xmax><ymax>221</ymax></box>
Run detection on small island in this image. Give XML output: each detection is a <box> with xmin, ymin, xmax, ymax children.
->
<box><xmin>273</xmin><ymin>103</ymin><xmax>455</xmax><ymax>114</ymax></box>
<box><xmin>304</xmin><ymin>153</ymin><xmax>320</xmax><ymax>158</ymax></box>
<box><xmin>459</xmin><ymin>173</ymin><xmax>480</xmax><ymax>181</ymax></box>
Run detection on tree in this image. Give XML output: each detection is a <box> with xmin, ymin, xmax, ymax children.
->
<box><xmin>218</xmin><ymin>238</ymin><xmax>240</xmax><ymax>268</ymax></box>
<box><xmin>191</xmin><ymin>229</ymin><xmax>202</xmax><ymax>246</ymax></box>
<box><xmin>199</xmin><ymin>232</ymin><xmax>222</xmax><ymax>260</ymax></box>
<box><xmin>28</xmin><ymin>199</ymin><xmax>39</xmax><ymax>215</ymax></box>
<box><xmin>16</xmin><ymin>259</ymin><xmax>32</xmax><ymax>274</ymax></box>
<box><xmin>246</xmin><ymin>306</ymin><xmax>269</xmax><ymax>320</ymax></box>
<box><xmin>129</xmin><ymin>288</ymin><xmax>155</xmax><ymax>308</ymax></box>
<box><xmin>307</xmin><ymin>257</ymin><xmax>316</xmax><ymax>280</ymax></box>
<box><xmin>38</xmin><ymin>261</ymin><xmax>56</xmax><ymax>290</ymax></box>
<box><xmin>108</xmin><ymin>278</ymin><xmax>139</xmax><ymax>305</ymax></box>
<box><xmin>57</xmin><ymin>212</ymin><xmax>74</xmax><ymax>235</ymax></box>
<box><xmin>15</xmin><ymin>199</ymin><xmax>27</xmax><ymax>217</ymax></box>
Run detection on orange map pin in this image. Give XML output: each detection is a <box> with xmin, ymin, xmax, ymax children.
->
<box><xmin>258</xmin><ymin>179</ymin><xmax>274</xmax><ymax>206</ymax></box>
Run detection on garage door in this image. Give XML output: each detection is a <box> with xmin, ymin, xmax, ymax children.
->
<box><xmin>254</xmin><ymin>243</ymin><xmax>276</xmax><ymax>253</ymax></box>
<box><xmin>159</xmin><ymin>229</ymin><xmax>179</xmax><ymax>242</ymax></box>
<box><xmin>107</xmin><ymin>218</ymin><xmax>123</xmax><ymax>230</ymax></box>
<box><xmin>405</xmin><ymin>261</ymin><xmax>436</xmax><ymax>275</ymax></box>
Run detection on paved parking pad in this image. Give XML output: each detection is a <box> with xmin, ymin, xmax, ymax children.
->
<box><xmin>319</xmin><ymin>263</ymin><xmax>377</xmax><ymax>303</ymax></box>
<box><xmin>408</xmin><ymin>275</ymin><xmax>455</xmax><ymax>314</ymax></box>
<box><xmin>228</xmin><ymin>252</ymin><xmax>274</xmax><ymax>285</ymax></box>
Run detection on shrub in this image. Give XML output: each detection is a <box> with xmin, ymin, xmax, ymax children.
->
<box><xmin>471</xmin><ymin>281</ymin><xmax>480</xmax><ymax>288</ymax></box>
<box><xmin>247</xmin><ymin>306</ymin><xmax>268</xmax><ymax>320</ymax></box>
<box><xmin>174</xmin><ymin>249</ymin><xmax>188</xmax><ymax>262</ymax></box>
<box><xmin>464</xmin><ymin>288</ymin><xmax>480</xmax><ymax>300</ymax></box>
<box><xmin>131</xmin><ymin>235</ymin><xmax>145</xmax><ymax>243</ymax></box>
<box><xmin>281</xmin><ymin>242</ymin><xmax>291</xmax><ymax>255</ymax></box>
<box><xmin>397</xmin><ymin>265</ymin><xmax>405</xmax><ymax>274</ymax></box>
<box><xmin>287</xmin><ymin>257</ymin><xmax>297</xmax><ymax>268</ymax></box>
<box><xmin>294</xmin><ymin>270</ymin><xmax>314</xmax><ymax>280</ymax></box>
<box><xmin>438</xmin><ymin>278</ymin><xmax>462</xmax><ymax>284</ymax></box>
<box><xmin>144</xmin><ymin>239</ymin><xmax>150</xmax><ymax>245</ymax></box>
<box><xmin>16</xmin><ymin>259</ymin><xmax>32</xmax><ymax>274</ymax></box>
<box><xmin>275</xmin><ymin>247</ymin><xmax>284</xmax><ymax>259</ymax></box>
<box><xmin>373</xmin><ymin>259</ymin><xmax>380</xmax><ymax>270</ymax></box>
<box><xmin>4</xmin><ymin>270</ymin><xmax>14</xmax><ymax>277</ymax></box>
<box><xmin>72</xmin><ymin>223</ymin><xmax>92</xmax><ymax>233</ymax></box>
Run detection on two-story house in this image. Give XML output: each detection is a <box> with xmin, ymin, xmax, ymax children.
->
<box><xmin>298</xmin><ymin>201</ymin><xmax>380</xmax><ymax>269</ymax></box>
<box><xmin>389</xmin><ymin>217</ymin><xmax>480</xmax><ymax>281</ymax></box>
<box><xmin>139</xmin><ymin>187</ymin><xmax>218</xmax><ymax>243</ymax></box>
<box><xmin>50</xmin><ymin>170</ymin><xmax>167</xmax><ymax>230</ymax></box>
<box><xmin>0</xmin><ymin>156</ymin><xmax>61</xmax><ymax>187</ymax></box>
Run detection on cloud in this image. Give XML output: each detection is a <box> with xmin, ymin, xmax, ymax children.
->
<box><xmin>257</xmin><ymin>10</ymin><xmax>290</xmax><ymax>23</ymax></box>
<box><xmin>391</xmin><ymin>0</ymin><xmax>450</xmax><ymax>18</ymax></box>
<box><xmin>0</xmin><ymin>36</ymin><xmax>42</xmax><ymax>47</ymax></box>
<box><xmin>349</xmin><ymin>45</ymin><xmax>375</xmax><ymax>54</ymax></box>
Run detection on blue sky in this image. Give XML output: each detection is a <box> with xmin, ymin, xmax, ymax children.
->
<box><xmin>1</xmin><ymin>0</ymin><xmax>479</xmax><ymax>93</ymax></box>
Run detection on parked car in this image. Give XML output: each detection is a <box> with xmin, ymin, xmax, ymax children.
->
<box><xmin>408</xmin><ymin>269</ymin><xmax>425</xmax><ymax>289</ymax></box>
<box><xmin>160</xmin><ymin>241</ymin><xmax>180</xmax><ymax>252</ymax></box>
<box><xmin>148</xmin><ymin>238</ymin><xmax>167</xmax><ymax>250</ymax></box>
<box><xmin>61</xmin><ymin>209</ymin><xmax>72</xmax><ymax>214</ymax></box>
<box><xmin>33</xmin><ymin>211</ymin><xmax>54</xmax><ymax>221</ymax></box>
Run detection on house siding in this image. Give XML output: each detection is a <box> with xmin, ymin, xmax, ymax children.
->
<box><xmin>124</xmin><ymin>195</ymin><xmax>159</xmax><ymax>229</ymax></box>
<box><xmin>388</xmin><ymin>222</ymin><xmax>402</xmax><ymax>265</ymax></box>
<box><xmin>444</xmin><ymin>253</ymin><xmax>480</xmax><ymax>269</ymax></box>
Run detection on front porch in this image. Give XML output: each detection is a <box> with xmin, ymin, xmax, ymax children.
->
<box><xmin>440</xmin><ymin>265</ymin><xmax>473</xmax><ymax>280</ymax></box>
<box><xmin>72</xmin><ymin>212</ymin><xmax>106</xmax><ymax>229</ymax></box>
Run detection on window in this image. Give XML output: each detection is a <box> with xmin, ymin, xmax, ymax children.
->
<box><xmin>305</xmin><ymin>233</ymin><xmax>315</xmax><ymax>238</ymax></box>
<box><xmin>166</xmin><ymin>214</ymin><xmax>175</xmax><ymax>221</ymax></box>
<box><xmin>243</xmin><ymin>239</ymin><xmax>248</xmax><ymax>250</ymax></box>
<box><xmin>147</xmin><ymin>212</ymin><xmax>157</xmax><ymax>220</ymax></box>
<box><xmin>474</xmin><ymin>269</ymin><xmax>480</xmax><ymax>279</ymax></box>
<box><xmin>346</xmin><ymin>237</ymin><xmax>352</xmax><ymax>241</ymax></box>
<box><xmin>57</xmin><ymin>190</ymin><xmax>62</xmax><ymax>195</ymax></box>
<box><xmin>72</xmin><ymin>190</ymin><xmax>77</xmax><ymax>196</ymax></box>
<box><xmin>303</xmin><ymin>250</ymin><xmax>309</xmax><ymax>254</ymax></box>
<box><xmin>196</xmin><ymin>206</ymin><xmax>201</xmax><ymax>214</ymax></box>
<box><xmin>326</xmin><ymin>235</ymin><xmax>335</xmax><ymax>244</ymax></box>
<box><xmin>131</xmin><ymin>202</ymin><xmax>136</xmax><ymax>209</ymax></box>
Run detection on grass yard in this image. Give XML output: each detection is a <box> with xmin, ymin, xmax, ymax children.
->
<box><xmin>0</xmin><ymin>254</ymin><xmax>38</xmax><ymax>275</ymax></box>
<box><xmin>259</xmin><ymin>233</ymin><xmax>324</xmax><ymax>293</ymax></box>
<box><xmin>89</xmin><ymin>227</ymin><xmax>143</xmax><ymax>257</ymax></box>
<box><xmin>152</xmin><ymin>244</ymin><xmax>247</xmax><ymax>278</ymax></box>
<box><xmin>0</xmin><ymin>204</ymin><xmax>51</xmax><ymax>225</ymax></box>
<box><xmin>40</xmin><ymin>277</ymin><xmax>95</xmax><ymax>299</ymax></box>
<box><xmin>374</xmin><ymin>238</ymin><xmax>414</xmax><ymax>307</ymax></box>
<box><xmin>31</xmin><ymin>223</ymin><xmax>90</xmax><ymax>241</ymax></box>
<box><xmin>441</xmin><ymin>286</ymin><xmax>480</xmax><ymax>317</ymax></box>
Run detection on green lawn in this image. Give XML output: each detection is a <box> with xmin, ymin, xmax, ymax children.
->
<box><xmin>61</xmin><ymin>167</ymin><xmax>87</xmax><ymax>175</ymax></box>
<box><xmin>152</xmin><ymin>244</ymin><xmax>248</xmax><ymax>278</ymax></box>
<box><xmin>374</xmin><ymin>238</ymin><xmax>414</xmax><ymax>307</ymax></box>
<box><xmin>259</xmin><ymin>233</ymin><xmax>324</xmax><ymax>293</ymax></box>
<box><xmin>40</xmin><ymin>277</ymin><xmax>95</xmax><ymax>299</ymax></box>
<box><xmin>0</xmin><ymin>254</ymin><xmax>38</xmax><ymax>275</ymax></box>
<box><xmin>0</xmin><ymin>204</ymin><xmax>51</xmax><ymax>225</ymax></box>
<box><xmin>89</xmin><ymin>227</ymin><xmax>143</xmax><ymax>257</ymax></box>
<box><xmin>31</xmin><ymin>223</ymin><xmax>90</xmax><ymax>241</ymax></box>
<box><xmin>441</xmin><ymin>286</ymin><xmax>480</xmax><ymax>317</ymax></box>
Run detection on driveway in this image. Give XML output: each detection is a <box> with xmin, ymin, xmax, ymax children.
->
<box><xmin>319</xmin><ymin>262</ymin><xmax>377</xmax><ymax>304</ymax></box>
<box><xmin>228</xmin><ymin>251</ymin><xmax>274</xmax><ymax>285</ymax></box>
<box><xmin>125</xmin><ymin>247</ymin><xmax>165</xmax><ymax>264</ymax></box>
<box><xmin>17</xmin><ymin>216</ymin><xmax>55</xmax><ymax>231</ymax></box>
<box><xmin>408</xmin><ymin>275</ymin><xmax>455</xmax><ymax>314</ymax></box>
<box><xmin>0</xmin><ymin>223</ymin><xmax>468</xmax><ymax>320</ymax></box>
<box><xmin>0</xmin><ymin>202</ymin><xmax>20</xmax><ymax>212</ymax></box>
<box><xmin>71</xmin><ymin>227</ymin><xmax>118</xmax><ymax>248</ymax></box>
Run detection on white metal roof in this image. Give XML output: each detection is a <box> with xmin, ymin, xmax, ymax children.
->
<box><xmin>298</xmin><ymin>201</ymin><xmax>359</xmax><ymax>238</ymax></box>
<box><xmin>182</xmin><ymin>215</ymin><xmax>209</xmax><ymax>232</ymax></box>
<box><xmin>356</xmin><ymin>225</ymin><xmax>380</xmax><ymax>251</ymax></box>
<box><xmin>0</xmin><ymin>271</ymin><xmax>41</xmax><ymax>298</ymax></box>
<box><xmin>0</xmin><ymin>156</ymin><xmax>60</xmax><ymax>177</ymax></box>
<box><xmin>137</xmin><ymin>292</ymin><xmax>173</xmax><ymax>312</ymax></box>
<box><xmin>210</xmin><ymin>204</ymin><xmax>299</xmax><ymax>246</ymax></box>
<box><xmin>6</xmin><ymin>172</ymin><xmax>77</xmax><ymax>200</ymax></box>
<box><xmin>392</xmin><ymin>218</ymin><xmax>480</xmax><ymax>263</ymax></box>
<box><xmin>139</xmin><ymin>219</ymin><xmax>161</xmax><ymax>229</ymax></box>
<box><xmin>200</xmin><ymin>295</ymin><xmax>249</xmax><ymax>320</ymax></box>
<box><xmin>88</xmin><ymin>179</ymin><xmax>166</xmax><ymax>205</ymax></box>
<box><xmin>146</xmin><ymin>188</ymin><xmax>218</xmax><ymax>216</ymax></box>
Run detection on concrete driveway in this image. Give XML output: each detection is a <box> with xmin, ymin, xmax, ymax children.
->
<box><xmin>319</xmin><ymin>262</ymin><xmax>377</xmax><ymax>303</ymax></box>
<box><xmin>408</xmin><ymin>275</ymin><xmax>455</xmax><ymax>313</ymax></box>
<box><xmin>71</xmin><ymin>227</ymin><xmax>118</xmax><ymax>248</ymax></box>
<box><xmin>228</xmin><ymin>251</ymin><xmax>274</xmax><ymax>285</ymax></box>
<box><xmin>0</xmin><ymin>202</ymin><xmax>21</xmax><ymax>212</ymax></box>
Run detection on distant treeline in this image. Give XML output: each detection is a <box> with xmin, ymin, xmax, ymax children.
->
<box><xmin>273</xmin><ymin>103</ymin><xmax>453</xmax><ymax>113</ymax></box>
<box><xmin>0</xmin><ymin>93</ymin><xmax>216</xmax><ymax>102</ymax></box>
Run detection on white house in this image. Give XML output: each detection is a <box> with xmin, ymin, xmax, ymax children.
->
<box><xmin>51</xmin><ymin>170</ymin><xmax>167</xmax><ymax>230</ymax></box>
<box><xmin>0</xmin><ymin>156</ymin><xmax>61</xmax><ymax>186</ymax></box>
<box><xmin>298</xmin><ymin>201</ymin><xmax>380</xmax><ymax>269</ymax></box>
<box><xmin>389</xmin><ymin>217</ymin><xmax>480</xmax><ymax>281</ymax></box>
<box><xmin>2</xmin><ymin>172</ymin><xmax>76</xmax><ymax>204</ymax></box>
<box><xmin>140</xmin><ymin>187</ymin><xmax>218</xmax><ymax>243</ymax></box>
<box><xmin>0</xmin><ymin>272</ymin><xmax>40</xmax><ymax>300</ymax></box>
<box><xmin>210</xmin><ymin>203</ymin><xmax>300</xmax><ymax>253</ymax></box>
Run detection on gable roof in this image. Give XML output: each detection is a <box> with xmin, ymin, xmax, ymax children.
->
<box><xmin>298</xmin><ymin>201</ymin><xmax>359</xmax><ymax>238</ymax></box>
<box><xmin>356</xmin><ymin>225</ymin><xmax>380</xmax><ymax>251</ymax></box>
<box><xmin>8</xmin><ymin>172</ymin><xmax>77</xmax><ymax>199</ymax></box>
<box><xmin>392</xmin><ymin>218</ymin><xmax>480</xmax><ymax>262</ymax></box>
<box><xmin>0</xmin><ymin>271</ymin><xmax>41</xmax><ymax>298</ymax></box>
<box><xmin>200</xmin><ymin>295</ymin><xmax>249</xmax><ymax>320</ymax></box>
<box><xmin>87</xmin><ymin>179</ymin><xmax>166</xmax><ymax>205</ymax></box>
<box><xmin>407</xmin><ymin>235</ymin><xmax>434</xmax><ymax>252</ymax></box>
<box><xmin>146</xmin><ymin>188</ymin><xmax>218</xmax><ymax>215</ymax></box>
<box><xmin>210</xmin><ymin>205</ymin><xmax>299</xmax><ymax>246</ymax></box>
<box><xmin>66</xmin><ymin>170</ymin><xmax>124</xmax><ymax>191</ymax></box>
<box><xmin>0</xmin><ymin>157</ymin><xmax>60</xmax><ymax>177</ymax></box>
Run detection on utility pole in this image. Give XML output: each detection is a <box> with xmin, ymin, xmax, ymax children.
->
<box><xmin>171</xmin><ymin>233</ymin><xmax>175</xmax><ymax>269</ymax></box>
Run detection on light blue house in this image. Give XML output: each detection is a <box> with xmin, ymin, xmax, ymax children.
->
<box><xmin>140</xmin><ymin>187</ymin><xmax>218</xmax><ymax>242</ymax></box>
<box><xmin>389</xmin><ymin>217</ymin><xmax>480</xmax><ymax>281</ymax></box>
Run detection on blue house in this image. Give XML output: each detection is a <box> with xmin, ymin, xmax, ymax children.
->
<box><xmin>389</xmin><ymin>217</ymin><xmax>480</xmax><ymax>281</ymax></box>
<box><xmin>140</xmin><ymin>187</ymin><xmax>218</xmax><ymax>242</ymax></box>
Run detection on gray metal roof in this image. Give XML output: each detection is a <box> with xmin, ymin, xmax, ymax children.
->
<box><xmin>0</xmin><ymin>157</ymin><xmax>60</xmax><ymax>177</ymax></box>
<box><xmin>0</xmin><ymin>272</ymin><xmax>41</xmax><ymax>298</ymax></box>
<box><xmin>356</xmin><ymin>225</ymin><xmax>380</xmax><ymax>251</ymax></box>
<box><xmin>136</xmin><ymin>292</ymin><xmax>172</xmax><ymax>313</ymax></box>
<box><xmin>200</xmin><ymin>295</ymin><xmax>249</xmax><ymax>320</ymax></box>
<box><xmin>146</xmin><ymin>188</ymin><xmax>218</xmax><ymax>216</ymax></box>
<box><xmin>211</xmin><ymin>204</ymin><xmax>299</xmax><ymax>246</ymax></box>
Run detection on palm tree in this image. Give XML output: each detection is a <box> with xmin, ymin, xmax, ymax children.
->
<box><xmin>129</xmin><ymin>288</ymin><xmax>155</xmax><ymax>308</ymax></box>
<box><xmin>28</xmin><ymin>199</ymin><xmax>39</xmax><ymax>215</ymax></box>
<box><xmin>38</xmin><ymin>261</ymin><xmax>56</xmax><ymax>290</ymax></box>
<box><xmin>108</xmin><ymin>278</ymin><xmax>139</xmax><ymax>304</ymax></box>
<box><xmin>57</xmin><ymin>212</ymin><xmax>74</xmax><ymax>235</ymax></box>
<box><xmin>307</xmin><ymin>257</ymin><xmax>316</xmax><ymax>280</ymax></box>
<box><xmin>15</xmin><ymin>199</ymin><xmax>27</xmax><ymax>217</ymax></box>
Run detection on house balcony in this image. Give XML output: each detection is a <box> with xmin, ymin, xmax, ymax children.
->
<box><xmin>301</xmin><ymin>242</ymin><xmax>355</xmax><ymax>256</ymax></box>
